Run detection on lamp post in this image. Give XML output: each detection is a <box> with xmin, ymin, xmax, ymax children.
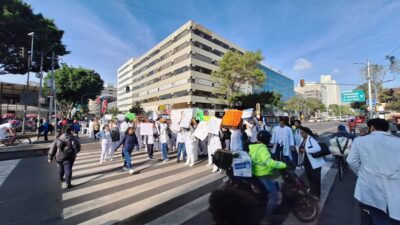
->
<box><xmin>22</xmin><ymin>32</ymin><xmax>34</xmax><ymax>134</ymax></box>
<box><xmin>354</xmin><ymin>60</ymin><xmax>373</xmax><ymax>119</ymax></box>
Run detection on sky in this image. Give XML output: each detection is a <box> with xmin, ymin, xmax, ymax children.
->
<box><xmin>3</xmin><ymin>0</ymin><xmax>400</xmax><ymax>92</ymax></box>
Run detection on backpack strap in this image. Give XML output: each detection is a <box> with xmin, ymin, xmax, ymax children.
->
<box><xmin>336</xmin><ymin>138</ymin><xmax>349</xmax><ymax>154</ymax></box>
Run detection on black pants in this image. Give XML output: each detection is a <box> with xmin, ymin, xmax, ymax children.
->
<box><xmin>37</xmin><ymin>131</ymin><xmax>48</xmax><ymax>141</ymax></box>
<box><xmin>57</xmin><ymin>159</ymin><xmax>74</xmax><ymax>185</ymax></box>
<box><xmin>303</xmin><ymin>154</ymin><xmax>321</xmax><ymax>198</ymax></box>
<box><xmin>147</xmin><ymin>144</ymin><xmax>154</xmax><ymax>159</ymax></box>
<box><xmin>94</xmin><ymin>130</ymin><xmax>100</xmax><ymax>140</ymax></box>
<box><xmin>360</xmin><ymin>203</ymin><xmax>400</xmax><ymax>225</ymax></box>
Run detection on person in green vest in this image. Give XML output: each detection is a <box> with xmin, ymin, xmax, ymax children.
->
<box><xmin>249</xmin><ymin>130</ymin><xmax>287</xmax><ymax>218</ymax></box>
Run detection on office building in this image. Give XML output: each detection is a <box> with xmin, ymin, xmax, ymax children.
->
<box><xmin>117</xmin><ymin>20</ymin><xmax>294</xmax><ymax>112</ymax></box>
<box><xmin>254</xmin><ymin>64</ymin><xmax>295</xmax><ymax>100</ymax></box>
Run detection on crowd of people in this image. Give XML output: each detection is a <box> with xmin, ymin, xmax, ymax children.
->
<box><xmin>42</xmin><ymin>113</ymin><xmax>400</xmax><ymax>225</ymax></box>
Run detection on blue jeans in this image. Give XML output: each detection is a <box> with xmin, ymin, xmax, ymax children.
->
<box><xmin>177</xmin><ymin>143</ymin><xmax>186</xmax><ymax>161</ymax></box>
<box><xmin>258</xmin><ymin>176</ymin><xmax>280</xmax><ymax>215</ymax></box>
<box><xmin>123</xmin><ymin>149</ymin><xmax>132</xmax><ymax>169</ymax></box>
<box><xmin>161</xmin><ymin>143</ymin><xmax>168</xmax><ymax>160</ymax></box>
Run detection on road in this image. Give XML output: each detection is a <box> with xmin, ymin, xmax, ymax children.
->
<box><xmin>0</xmin><ymin>122</ymin><xmax>357</xmax><ymax>225</ymax></box>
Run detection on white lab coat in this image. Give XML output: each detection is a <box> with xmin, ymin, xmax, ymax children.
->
<box><xmin>159</xmin><ymin>123</ymin><xmax>169</xmax><ymax>144</ymax></box>
<box><xmin>303</xmin><ymin>136</ymin><xmax>326</xmax><ymax>169</ymax></box>
<box><xmin>229</xmin><ymin>129</ymin><xmax>243</xmax><ymax>152</ymax></box>
<box><xmin>271</xmin><ymin>126</ymin><xmax>295</xmax><ymax>159</ymax></box>
<box><xmin>347</xmin><ymin>131</ymin><xmax>400</xmax><ymax>221</ymax></box>
<box><xmin>293</xmin><ymin>128</ymin><xmax>302</xmax><ymax>147</ymax></box>
<box><xmin>185</xmin><ymin>128</ymin><xmax>198</xmax><ymax>165</ymax></box>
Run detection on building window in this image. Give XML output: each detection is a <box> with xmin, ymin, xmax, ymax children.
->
<box><xmin>191</xmin><ymin>65</ymin><xmax>212</xmax><ymax>75</ymax></box>
<box><xmin>160</xmin><ymin>40</ymin><xmax>173</xmax><ymax>51</ymax></box>
<box><xmin>192</xmin><ymin>53</ymin><xmax>213</xmax><ymax>64</ymax></box>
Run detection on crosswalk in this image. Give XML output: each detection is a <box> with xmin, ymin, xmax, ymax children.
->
<box><xmin>61</xmin><ymin>142</ymin><xmax>225</xmax><ymax>225</ymax></box>
<box><xmin>0</xmin><ymin>159</ymin><xmax>20</xmax><ymax>187</ymax></box>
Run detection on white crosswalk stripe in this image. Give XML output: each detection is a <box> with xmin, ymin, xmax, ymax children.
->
<box><xmin>60</xmin><ymin>141</ymin><xmax>224</xmax><ymax>225</ymax></box>
<box><xmin>0</xmin><ymin>159</ymin><xmax>20</xmax><ymax>187</ymax></box>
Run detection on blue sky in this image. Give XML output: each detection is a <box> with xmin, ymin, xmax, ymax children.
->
<box><xmin>3</xmin><ymin>0</ymin><xmax>400</xmax><ymax>92</ymax></box>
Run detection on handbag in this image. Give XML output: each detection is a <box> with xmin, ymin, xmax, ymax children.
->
<box><xmin>309</xmin><ymin>138</ymin><xmax>331</xmax><ymax>158</ymax></box>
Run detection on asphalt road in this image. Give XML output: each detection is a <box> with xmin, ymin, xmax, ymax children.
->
<box><xmin>0</xmin><ymin>122</ymin><xmax>350</xmax><ymax>225</ymax></box>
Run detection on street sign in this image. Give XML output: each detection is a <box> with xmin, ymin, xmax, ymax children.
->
<box><xmin>341</xmin><ymin>90</ymin><xmax>365</xmax><ymax>103</ymax></box>
<box><xmin>366</xmin><ymin>99</ymin><xmax>377</xmax><ymax>106</ymax></box>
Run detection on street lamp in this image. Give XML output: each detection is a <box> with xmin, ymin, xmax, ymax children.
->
<box><xmin>22</xmin><ymin>32</ymin><xmax>35</xmax><ymax>134</ymax></box>
<box><xmin>354</xmin><ymin>60</ymin><xmax>373</xmax><ymax>119</ymax></box>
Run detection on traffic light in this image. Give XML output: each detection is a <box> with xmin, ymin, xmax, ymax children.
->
<box><xmin>300</xmin><ymin>79</ymin><xmax>305</xmax><ymax>87</ymax></box>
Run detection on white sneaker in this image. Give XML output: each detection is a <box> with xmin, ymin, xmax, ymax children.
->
<box><xmin>189</xmin><ymin>163</ymin><xmax>194</xmax><ymax>167</ymax></box>
<box><xmin>110</xmin><ymin>158</ymin><xmax>114</xmax><ymax>161</ymax></box>
<box><xmin>163</xmin><ymin>159</ymin><xmax>169</xmax><ymax>163</ymax></box>
<box><xmin>184</xmin><ymin>162</ymin><xmax>189</xmax><ymax>165</ymax></box>
<box><xmin>129</xmin><ymin>169</ymin><xmax>134</xmax><ymax>174</ymax></box>
<box><xmin>212</xmin><ymin>167</ymin><xmax>219</xmax><ymax>173</ymax></box>
<box><xmin>122</xmin><ymin>167</ymin><xmax>129</xmax><ymax>171</ymax></box>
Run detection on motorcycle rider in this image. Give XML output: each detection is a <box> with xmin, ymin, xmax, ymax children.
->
<box><xmin>249</xmin><ymin>130</ymin><xmax>287</xmax><ymax>219</ymax></box>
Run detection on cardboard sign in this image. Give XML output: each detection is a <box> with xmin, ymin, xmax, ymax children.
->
<box><xmin>193</xmin><ymin>121</ymin><xmax>208</xmax><ymax>141</ymax></box>
<box><xmin>241</xmin><ymin>108</ymin><xmax>254</xmax><ymax>119</ymax></box>
<box><xmin>117</xmin><ymin>114</ymin><xmax>125</xmax><ymax>121</ymax></box>
<box><xmin>180</xmin><ymin>109</ymin><xmax>194</xmax><ymax>128</ymax></box>
<box><xmin>222</xmin><ymin>110</ymin><xmax>243</xmax><ymax>127</ymax></box>
<box><xmin>170</xmin><ymin>109</ymin><xmax>182</xmax><ymax>132</ymax></box>
<box><xmin>207</xmin><ymin>117</ymin><xmax>222</xmax><ymax>135</ymax></box>
<box><xmin>140</xmin><ymin>123</ymin><xmax>153</xmax><ymax>136</ymax></box>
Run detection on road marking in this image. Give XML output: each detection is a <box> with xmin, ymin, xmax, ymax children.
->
<box><xmin>145</xmin><ymin>193</ymin><xmax>211</xmax><ymax>225</ymax></box>
<box><xmin>283</xmin><ymin>162</ymin><xmax>337</xmax><ymax>225</ymax></box>
<box><xmin>0</xmin><ymin>159</ymin><xmax>20</xmax><ymax>187</ymax></box>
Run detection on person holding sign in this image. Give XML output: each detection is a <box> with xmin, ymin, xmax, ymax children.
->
<box><xmin>185</xmin><ymin>119</ymin><xmax>198</xmax><ymax>167</ymax></box>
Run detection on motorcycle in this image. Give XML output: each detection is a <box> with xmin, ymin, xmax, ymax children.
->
<box><xmin>212</xmin><ymin>149</ymin><xmax>319</xmax><ymax>223</ymax></box>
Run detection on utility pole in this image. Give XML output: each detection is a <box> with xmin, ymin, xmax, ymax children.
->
<box><xmin>37</xmin><ymin>52</ymin><xmax>44</xmax><ymax>127</ymax></box>
<box><xmin>22</xmin><ymin>32</ymin><xmax>34</xmax><ymax>134</ymax></box>
<box><xmin>367</xmin><ymin>60</ymin><xmax>373</xmax><ymax>119</ymax></box>
<box><xmin>51</xmin><ymin>51</ymin><xmax>57</xmax><ymax>138</ymax></box>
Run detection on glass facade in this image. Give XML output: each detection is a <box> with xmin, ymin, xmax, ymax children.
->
<box><xmin>254</xmin><ymin>65</ymin><xmax>295</xmax><ymax>101</ymax></box>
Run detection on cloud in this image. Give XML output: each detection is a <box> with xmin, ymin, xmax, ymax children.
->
<box><xmin>293</xmin><ymin>58</ymin><xmax>312</xmax><ymax>72</ymax></box>
<box><xmin>333</xmin><ymin>68</ymin><xmax>340</xmax><ymax>74</ymax></box>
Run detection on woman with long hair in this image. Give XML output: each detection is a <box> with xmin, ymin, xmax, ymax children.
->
<box><xmin>298</xmin><ymin>127</ymin><xmax>326</xmax><ymax>199</ymax></box>
<box><xmin>114</xmin><ymin>127</ymin><xmax>138</xmax><ymax>174</ymax></box>
<box><xmin>96</xmin><ymin>124</ymin><xmax>112</xmax><ymax>163</ymax></box>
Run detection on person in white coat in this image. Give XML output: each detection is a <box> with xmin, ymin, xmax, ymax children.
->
<box><xmin>185</xmin><ymin>120</ymin><xmax>198</xmax><ymax>167</ymax></box>
<box><xmin>176</xmin><ymin>129</ymin><xmax>186</xmax><ymax>163</ymax></box>
<box><xmin>144</xmin><ymin>122</ymin><xmax>156</xmax><ymax>160</ymax></box>
<box><xmin>207</xmin><ymin>133</ymin><xmax>222</xmax><ymax>173</ymax></box>
<box><xmin>292</xmin><ymin>120</ymin><xmax>303</xmax><ymax>166</ymax></box>
<box><xmin>298</xmin><ymin>126</ymin><xmax>326</xmax><ymax>199</ymax></box>
<box><xmin>229</xmin><ymin>127</ymin><xmax>243</xmax><ymax>152</ymax></box>
<box><xmin>270</xmin><ymin>119</ymin><xmax>295</xmax><ymax>163</ymax></box>
<box><xmin>159</xmin><ymin>119</ymin><xmax>169</xmax><ymax>162</ymax></box>
<box><xmin>347</xmin><ymin>119</ymin><xmax>400</xmax><ymax>224</ymax></box>
<box><xmin>95</xmin><ymin>125</ymin><xmax>112</xmax><ymax>163</ymax></box>
<box><xmin>88</xmin><ymin>119</ymin><xmax>94</xmax><ymax>139</ymax></box>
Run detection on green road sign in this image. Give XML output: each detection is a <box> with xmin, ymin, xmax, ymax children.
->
<box><xmin>341</xmin><ymin>90</ymin><xmax>366</xmax><ymax>103</ymax></box>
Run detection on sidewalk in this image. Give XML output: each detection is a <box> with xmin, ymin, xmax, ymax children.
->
<box><xmin>0</xmin><ymin>135</ymin><xmax>96</xmax><ymax>161</ymax></box>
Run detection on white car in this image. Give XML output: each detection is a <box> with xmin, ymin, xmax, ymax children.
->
<box><xmin>308</xmin><ymin>119</ymin><xmax>315</xmax><ymax>123</ymax></box>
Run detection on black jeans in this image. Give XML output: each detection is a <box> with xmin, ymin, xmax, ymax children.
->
<box><xmin>94</xmin><ymin>130</ymin><xmax>100</xmax><ymax>140</ymax></box>
<box><xmin>303</xmin><ymin>154</ymin><xmax>321</xmax><ymax>198</ymax></box>
<box><xmin>57</xmin><ymin>159</ymin><xmax>74</xmax><ymax>185</ymax></box>
<box><xmin>147</xmin><ymin>144</ymin><xmax>154</xmax><ymax>158</ymax></box>
<box><xmin>37</xmin><ymin>131</ymin><xmax>48</xmax><ymax>141</ymax></box>
<box><xmin>360</xmin><ymin>203</ymin><xmax>400</xmax><ymax>225</ymax></box>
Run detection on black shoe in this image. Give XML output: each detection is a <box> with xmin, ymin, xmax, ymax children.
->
<box><xmin>177</xmin><ymin>159</ymin><xmax>180</xmax><ymax>163</ymax></box>
<box><xmin>67</xmin><ymin>184</ymin><xmax>73</xmax><ymax>189</ymax></box>
<box><xmin>60</xmin><ymin>178</ymin><xmax>65</xmax><ymax>182</ymax></box>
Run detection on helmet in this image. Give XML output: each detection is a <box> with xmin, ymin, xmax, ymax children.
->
<box><xmin>257</xmin><ymin>130</ymin><xmax>272</xmax><ymax>145</ymax></box>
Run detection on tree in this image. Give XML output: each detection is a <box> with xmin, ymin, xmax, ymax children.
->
<box><xmin>305</xmin><ymin>98</ymin><xmax>326</xmax><ymax>115</ymax></box>
<box><xmin>107</xmin><ymin>106</ymin><xmax>119</xmax><ymax>116</ymax></box>
<box><xmin>129</xmin><ymin>101</ymin><xmax>144</xmax><ymax>115</ymax></box>
<box><xmin>0</xmin><ymin>0</ymin><xmax>68</xmax><ymax>75</ymax></box>
<box><xmin>43</xmin><ymin>64</ymin><xmax>104</xmax><ymax>118</ymax></box>
<box><xmin>328</xmin><ymin>104</ymin><xmax>354</xmax><ymax>117</ymax></box>
<box><xmin>211</xmin><ymin>50</ymin><xmax>265</xmax><ymax>106</ymax></box>
<box><xmin>284</xmin><ymin>96</ymin><xmax>325</xmax><ymax>117</ymax></box>
<box><xmin>239</xmin><ymin>91</ymin><xmax>282</xmax><ymax>110</ymax></box>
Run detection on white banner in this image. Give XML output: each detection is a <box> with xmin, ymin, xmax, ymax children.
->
<box><xmin>140</xmin><ymin>123</ymin><xmax>154</xmax><ymax>136</ymax></box>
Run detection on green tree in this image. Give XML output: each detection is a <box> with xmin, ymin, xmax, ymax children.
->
<box><xmin>43</xmin><ymin>64</ymin><xmax>104</xmax><ymax>118</ymax></box>
<box><xmin>328</xmin><ymin>104</ymin><xmax>354</xmax><ymax>117</ymax></box>
<box><xmin>0</xmin><ymin>0</ymin><xmax>68</xmax><ymax>75</ymax></box>
<box><xmin>239</xmin><ymin>91</ymin><xmax>282</xmax><ymax>109</ymax></box>
<box><xmin>211</xmin><ymin>50</ymin><xmax>265</xmax><ymax>107</ymax></box>
<box><xmin>305</xmin><ymin>98</ymin><xmax>326</xmax><ymax>115</ymax></box>
<box><xmin>284</xmin><ymin>96</ymin><xmax>307</xmax><ymax>114</ymax></box>
<box><xmin>129</xmin><ymin>101</ymin><xmax>144</xmax><ymax>115</ymax></box>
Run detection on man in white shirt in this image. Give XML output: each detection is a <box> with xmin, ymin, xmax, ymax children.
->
<box><xmin>270</xmin><ymin>119</ymin><xmax>295</xmax><ymax>163</ymax></box>
<box><xmin>347</xmin><ymin>118</ymin><xmax>400</xmax><ymax>224</ymax></box>
<box><xmin>292</xmin><ymin>120</ymin><xmax>303</xmax><ymax>166</ymax></box>
<box><xmin>0</xmin><ymin>122</ymin><xmax>14</xmax><ymax>144</ymax></box>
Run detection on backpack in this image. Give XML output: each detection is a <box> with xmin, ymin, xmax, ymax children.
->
<box><xmin>59</xmin><ymin>139</ymin><xmax>78</xmax><ymax>160</ymax></box>
<box><xmin>111</xmin><ymin>129</ymin><xmax>120</xmax><ymax>142</ymax></box>
<box><xmin>213</xmin><ymin>149</ymin><xmax>234</xmax><ymax>170</ymax></box>
<box><xmin>309</xmin><ymin>138</ymin><xmax>331</xmax><ymax>158</ymax></box>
